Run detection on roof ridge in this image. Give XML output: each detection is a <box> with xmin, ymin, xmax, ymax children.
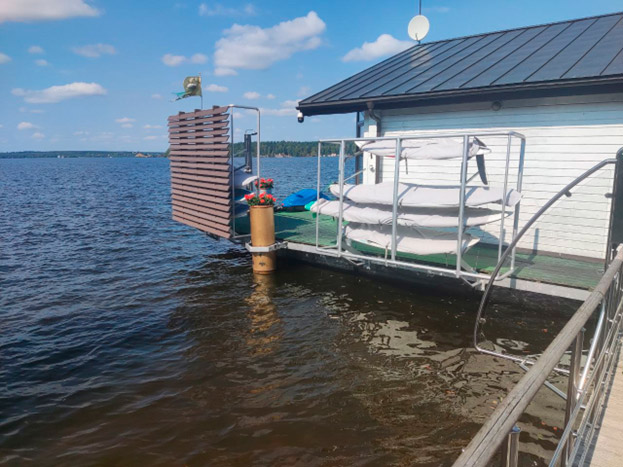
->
<box><xmin>414</xmin><ymin>11</ymin><xmax>623</xmax><ymax>49</ymax></box>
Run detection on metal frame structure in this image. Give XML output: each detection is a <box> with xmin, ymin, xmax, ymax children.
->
<box><xmin>229</xmin><ymin>104</ymin><xmax>261</xmax><ymax>241</ymax></box>
<box><xmin>454</xmin><ymin>151</ymin><xmax>623</xmax><ymax>467</ymax></box>
<box><xmin>315</xmin><ymin>131</ymin><xmax>526</xmax><ymax>284</ymax></box>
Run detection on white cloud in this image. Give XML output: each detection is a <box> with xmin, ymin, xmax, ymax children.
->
<box><xmin>266</xmin><ymin>93</ymin><xmax>275</xmax><ymax>99</ymax></box>
<box><xmin>199</xmin><ymin>3</ymin><xmax>256</xmax><ymax>17</ymax></box>
<box><xmin>205</xmin><ymin>83</ymin><xmax>228</xmax><ymax>93</ymax></box>
<box><xmin>17</xmin><ymin>121</ymin><xmax>37</xmax><ymax>130</ymax></box>
<box><xmin>143</xmin><ymin>135</ymin><xmax>159</xmax><ymax>140</ymax></box>
<box><xmin>31</xmin><ymin>132</ymin><xmax>45</xmax><ymax>139</ymax></box>
<box><xmin>0</xmin><ymin>0</ymin><xmax>100</xmax><ymax>23</ymax></box>
<box><xmin>342</xmin><ymin>34</ymin><xmax>412</xmax><ymax>62</ymax></box>
<box><xmin>151</xmin><ymin>93</ymin><xmax>163</xmax><ymax>99</ymax></box>
<box><xmin>0</xmin><ymin>52</ymin><xmax>11</xmax><ymax>64</ymax></box>
<box><xmin>12</xmin><ymin>82</ymin><xmax>107</xmax><ymax>103</ymax></box>
<box><xmin>28</xmin><ymin>45</ymin><xmax>44</xmax><ymax>54</ymax></box>
<box><xmin>214</xmin><ymin>11</ymin><xmax>326</xmax><ymax>75</ymax></box>
<box><xmin>115</xmin><ymin>117</ymin><xmax>135</xmax><ymax>124</ymax></box>
<box><xmin>72</xmin><ymin>43</ymin><xmax>116</xmax><ymax>58</ymax></box>
<box><xmin>143</xmin><ymin>124</ymin><xmax>162</xmax><ymax>129</ymax></box>
<box><xmin>73</xmin><ymin>130</ymin><xmax>89</xmax><ymax>136</ymax></box>
<box><xmin>243</xmin><ymin>91</ymin><xmax>260</xmax><ymax>99</ymax></box>
<box><xmin>121</xmin><ymin>123</ymin><xmax>133</xmax><ymax>128</ymax></box>
<box><xmin>261</xmin><ymin>99</ymin><xmax>299</xmax><ymax>117</ymax></box>
<box><xmin>35</xmin><ymin>59</ymin><xmax>49</xmax><ymax>66</ymax></box>
<box><xmin>19</xmin><ymin>107</ymin><xmax>45</xmax><ymax>113</ymax></box>
<box><xmin>161</xmin><ymin>53</ymin><xmax>207</xmax><ymax>66</ymax></box>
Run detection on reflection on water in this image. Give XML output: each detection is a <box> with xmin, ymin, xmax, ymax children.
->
<box><xmin>0</xmin><ymin>157</ymin><xmax>574</xmax><ymax>465</ymax></box>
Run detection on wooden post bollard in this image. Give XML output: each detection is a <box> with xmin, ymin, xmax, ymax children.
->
<box><xmin>249</xmin><ymin>205</ymin><xmax>276</xmax><ymax>274</ymax></box>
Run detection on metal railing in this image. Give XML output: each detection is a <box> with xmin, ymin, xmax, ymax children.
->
<box><xmin>455</xmin><ymin>152</ymin><xmax>623</xmax><ymax>467</ymax></box>
<box><xmin>315</xmin><ymin>131</ymin><xmax>526</xmax><ymax>283</ymax></box>
<box><xmin>454</xmin><ymin>246</ymin><xmax>623</xmax><ymax>467</ymax></box>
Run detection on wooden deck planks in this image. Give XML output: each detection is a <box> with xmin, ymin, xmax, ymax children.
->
<box><xmin>586</xmin><ymin>346</ymin><xmax>623</xmax><ymax>467</ymax></box>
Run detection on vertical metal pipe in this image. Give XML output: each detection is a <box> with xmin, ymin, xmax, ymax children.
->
<box><xmin>504</xmin><ymin>426</ymin><xmax>521</xmax><ymax>467</ymax></box>
<box><xmin>316</xmin><ymin>141</ymin><xmax>322</xmax><ymax>249</ymax></box>
<box><xmin>456</xmin><ymin>135</ymin><xmax>470</xmax><ymax>275</ymax></box>
<box><xmin>256</xmin><ymin>110</ymin><xmax>261</xmax><ymax>187</ymax></box>
<box><xmin>230</xmin><ymin>109</ymin><xmax>236</xmax><ymax>237</ymax></box>
<box><xmin>562</xmin><ymin>331</ymin><xmax>584</xmax><ymax>466</ymax></box>
<box><xmin>510</xmin><ymin>137</ymin><xmax>526</xmax><ymax>271</ymax></box>
<box><xmin>391</xmin><ymin>138</ymin><xmax>402</xmax><ymax>261</ymax></box>
<box><xmin>578</xmin><ymin>304</ymin><xmax>606</xmax><ymax>393</ymax></box>
<box><xmin>336</xmin><ymin>141</ymin><xmax>346</xmax><ymax>257</ymax></box>
<box><xmin>498</xmin><ymin>135</ymin><xmax>512</xmax><ymax>261</ymax></box>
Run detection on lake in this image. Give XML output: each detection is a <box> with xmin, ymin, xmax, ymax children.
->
<box><xmin>0</xmin><ymin>157</ymin><xmax>573</xmax><ymax>465</ymax></box>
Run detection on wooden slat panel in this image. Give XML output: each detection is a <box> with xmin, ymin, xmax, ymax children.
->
<box><xmin>169</xmin><ymin>156</ymin><xmax>230</xmax><ymax>164</ymax></box>
<box><xmin>169</xmin><ymin>129</ymin><xmax>229</xmax><ymax>139</ymax></box>
<box><xmin>173</xmin><ymin>204</ymin><xmax>230</xmax><ymax>228</ymax></box>
<box><xmin>172</xmin><ymin>199</ymin><xmax>231</xmax><ymax>221</ymax></box>
<box><xmin>173</xmin><ymin>214</ymin><xmax>231</xmax><ymax>239</ymax></box>
<box><xmin>171</xmin><ymin>192</ymin><xmax>230</xmax><ymax>213</ymax></box>
<box><xmin>170</xmin><ymin>161</ymin><xmax>230</xmax><ymax>171</ymax></box>
<box><xmin>169</xmin><ymin>121</ymin><xmax>229</xmax><ymax>134</ymax></box>
<box><xmin>169</xmin><ymin>149</ymin><xmax>229</xmax><ymax>157</ymax></box>
<box><xmin>170</xmin><ymin>166</ymin><xmax>231</xmax><ymax>178</ymax></box>
<box><xmin>168</xmin><ymin>106</ymin><xmax>229</xmax><ymax>122</ymax></box>
<box><xmin>171</xmin><ymin>182</ymin><xmax>231</xmax><ymax>198</ymax></box>
<box><xmin>171</xmin><ymin>170</ymin><xmax>230</xmax><ymax>184</ymax></box>
<box><xmin>168</xmin><ymin>143</ymin><xmax>229</xmax><ymax>151</ymax></box>
<box><xmin>170</xmin><ymin>136</ymin><xmax>229</xmax><ymax>146</ymax></box>
<box><xmin>168</xmin><ymin>114</ymin><xmax>229</xmax><ymax>127</ymax></box>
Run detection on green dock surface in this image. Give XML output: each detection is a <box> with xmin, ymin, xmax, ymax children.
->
<box><xmin>235</xmin><ymin>210</ymin><xmax>604</xmax><ymax>291</ymax></box>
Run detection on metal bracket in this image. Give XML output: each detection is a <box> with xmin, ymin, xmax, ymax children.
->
<box><xmin>245</xmin><ymin>242</ymin><xmax>287</xmax><ymax>253</ymax></box>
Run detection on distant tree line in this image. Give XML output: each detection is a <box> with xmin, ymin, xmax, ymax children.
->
<box><xmin>231</xmin><ymin>140</ymin><xmax>357</xmax><ymax>157</ymax></box>
<box><xmin>0</xmin><ymin>151</ymin><xmax>166</xmax><ymax>159</ymax></box>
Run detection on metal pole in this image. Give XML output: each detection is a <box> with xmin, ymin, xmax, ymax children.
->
<box><xmin>510</xmin><ymin>137</ymin><xmax>526</xmax><ymax>271</ymax></box>
<box><xmin>336</xmin><ymin>141</ymin><xmax>346</xmax><ymax>257</ymax></box>
<box><xmin>562</xmin><ymin>330</ymin><xmax>584</xmax><ymax>467</ymax></box>
<box><xmin>316</xmin><ymin>141</ymin><xmax>322</xmax><ymax>249</ymax></box>
<box><xmin>456</xmin><ymin>135</ymin><xmax>470</xmax><ymax>276</ymax></box>
<box><xmin>230</xmin><ymin>109</ymin><xmax>236</xmax><ymax>236</ymax></box>
<box><xmin>502</xmin><ymin>426</ymin><xmax>521</xmax><ymax>467</ymax></box>
<box><xmin>391</xmin><ymin>137</ymin><xmax>402</xmax><ymax>261</ymax></box>
<box><xmin>256</xmin><ymin>109</ymin><xmax>261</xmax><ymax>187</ymax></box>
<box><xmin>498</xmin><ymin>135</ymin><xmax>512</xmax><ymax>261</ymax></box>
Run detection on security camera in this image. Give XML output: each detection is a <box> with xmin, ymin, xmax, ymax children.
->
<box><xmin>297</xmin><ymin>111</ymin><xmax>304</xmax><ymax>123</ymax></box>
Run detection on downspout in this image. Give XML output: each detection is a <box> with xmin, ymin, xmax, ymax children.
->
<box><xmin>367</xmin><ymin>102</ymin><xmax>382</xmax><ymax>183</ymax></box>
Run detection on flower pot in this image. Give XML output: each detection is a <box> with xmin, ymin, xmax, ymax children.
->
<box><xmin>249</xmin><ymin>205</ymin><xmax>276</xmax><ymax>274</ymax></box>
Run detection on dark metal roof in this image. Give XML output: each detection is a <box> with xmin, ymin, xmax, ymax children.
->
<box><xmin>298</xmin><ymin>12</ymin><xmax>623</xmax><ymax>116</ymax></box>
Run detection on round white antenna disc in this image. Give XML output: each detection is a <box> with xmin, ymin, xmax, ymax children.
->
<box><xmin>408</xmin><ymin>15</ymin><xmax>430</xmax><ymax>41</ymax></box>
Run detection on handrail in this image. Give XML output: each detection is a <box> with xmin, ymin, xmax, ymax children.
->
<box><xmin>454</xmin><ymin>246</ymin><xmax>623</xmax><ymax>467</ymax></box>
<box><xmin>473</xmin><ymin>157</ymin><xmax>617</xmax><ymax>363</ymax></box>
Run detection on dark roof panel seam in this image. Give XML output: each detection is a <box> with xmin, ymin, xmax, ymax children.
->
<box><xmin>404</xmin><ymin>32</ymin><xmax>512</xmax><ymax>93</ymax></box>
<box><xmin>564</xmin><ymin>16</ymin><xmax>623</xmax><ymax>78</ymax></box>
<box><xmin>523</xmin><ymin>18</ymin><xmax>599</xmax><ymax>82</ymax></box>
<box><xmin>327</xmin><ymin>41</ymin><xmax>454</xmax><ymax>102</ymax></box>
<box><xmin>379</xmin><ymin>35</ymin><xmax>492</xmax><ymax>96</ymax></box>
<box><xmin>428</xmin><ymin>28</ymin><xmax>530</xmax><ymax>92</ymax></box>
<box><xmin>490</xmin><ymin>21</ymin><xmax>574</xmax><ymax>85</ymax></box>
<box><xmin>310</xmin><ymin>41</ymin><xmax>449</xmax><ymax>103</ymax></box>
<box><xmin>459</xmin><ymin>26</ymin><xmax>550</xmax><ymax>89</ymax></box>
<box><xmin>601</xmin><ymin>47</ymin><xmax>623</xmax><ymax>75</ymax></box>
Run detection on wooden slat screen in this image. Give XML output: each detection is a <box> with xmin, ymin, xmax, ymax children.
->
<box><xmin>168</xmin><ymin>106</ymin><xmax>232</xmax><ymax>238</ymax></box>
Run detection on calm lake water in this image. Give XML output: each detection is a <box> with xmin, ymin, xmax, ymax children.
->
<box><xmin>0</xmin><ymin>157</ymin><xmax>575</xmax><ymax>466</ymax></box>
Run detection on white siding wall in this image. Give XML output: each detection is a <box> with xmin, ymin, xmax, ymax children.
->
<box><xmin>363</xmin><ymin>94</ymin><xmax>623</xmax><ymax>259</ymax></box>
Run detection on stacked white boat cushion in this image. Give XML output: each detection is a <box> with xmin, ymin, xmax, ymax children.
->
<box><xmin>329</xmin><ymin>182</ymin><xmax>521</xmax><ymax>208</ymax></box>
<box><xmin>311</xmin><ymin>199</ymin><xmax>510</xmax><ymax>228</ymax></box>
<box><xmin>344</xmin><ymin>224</ymin><xmax>480</xmax><ymax>256</ymax></box>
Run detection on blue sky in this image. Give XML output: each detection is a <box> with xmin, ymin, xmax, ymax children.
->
<box><xmin>0</xmin><ymin>0</ymin><xmax>621</xmax><ymax>152</ymax></box>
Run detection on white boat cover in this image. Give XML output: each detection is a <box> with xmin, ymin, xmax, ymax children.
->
<box><xmin>344</xmin><ymin>224</ymin><xmax>480</xmax><ymax>256</ymax></box>
<box><xmin>234</xmin><ymin>171</ymin><xmax>258</xmax><ymax>188</ymax></box>
<box><xmin>311</xmin><ymin>199</ymin><xmax>510</xmax><ymax>228</ymax></box>
<box><xmin>329</xmin><ymin>182</ymin><xmax>521</xmax><ymax>208</ymax></box>
<box><xmin>355</xmin><ymin>137</ymin><xmax>489</xmax><ymax>160</ymax></box>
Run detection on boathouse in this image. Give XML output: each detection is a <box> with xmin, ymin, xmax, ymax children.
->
<box><xmin>298</xmin><ymin>11</ymin><xmax>623</xmax><ymax>262</ymax></box>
